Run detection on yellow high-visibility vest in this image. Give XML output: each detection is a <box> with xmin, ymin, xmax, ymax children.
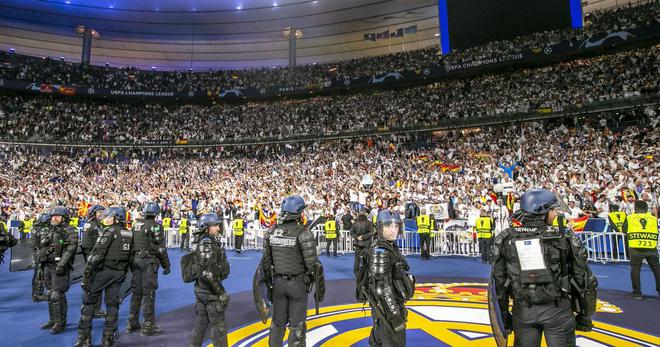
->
<box><xmin>162</xmin><ymin>217</ymin><xmax>171</xmax><ymax>229</ymax></box>
<box><xmin>430</xmin><ymin>219</ymin><xmax>436</xmax><ymax>237</ymax></box>
<box><xmin>324</xmin><ymin>220</ymin><xmax>337</xmax><ymax>239</ymax></box>
<box><xmin>475</xmin><ymin>217</ymin><xmax>493</xmax><ymax>239</ymax></box>
<box><xmin>233</xmin><ymin>218</ymin><xmax>244</xmax><ymax>236</ymax></box>
<box><xmin>626</xmin><ymin>213</ymin><xmax>658</xmax><ymax>249</ymax></box>
<box><xmin>416</xmin><ymin>215</ymin><xmax>430</xmax><ymax>234</ymax></box>
<box><xmin>23</xmin><ymin>218</ymin><xmax>34</xmax><ymax>233</ymax></box>
<box><xmin>179</xmin><ymin>218</ymin><xmax>188</xmax><ymax>234</ymax></box>
<box><xmin>609</xmin><ymin>212</ymin><xmax>626</xmax><ymax>233</ymax></box>
<box><xmin>69</xmin><ymin>217</ymin><xmax>79</xmax><ymax>228</ymax></box>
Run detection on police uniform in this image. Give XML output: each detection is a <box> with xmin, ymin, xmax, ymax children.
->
<box><xmin>416</xmin><ymin>214</ymin><xmax>431</xmax><ymax>260</ymax></box>
<box><xmin>324</xmin><ymin>218</ymin><xmax>338</xmax><ymax>257</ymax></box>
<box><xmin>491</xmin><ymin>189</ymin><xmax>596</xmax><ymax>347</ymax></box>
<box><xmin>233</xmin><ymin>217</ymin><xmax>245</xmax><ymax>253</ymax></box>
<box><xmin>475</xmin><ymin>216</ymin><xmax>494</xmax><ymax>263</ymax></box>
<box><xmin>261</xmin><ymin>196</ymin><xmax>322</xmax><ymax>347</ymax></box>
<box><xmin>364</xmin><ymin>210</ymin><xmax>415</xmax><ymax>347</ymax></box>
<box><xmin>75</xmin><ymin>206</ymin><xmax>133</xmax><ymax>347</ymax></box>
<box><xmin>30</xmin><ymin>214</ymin><xmax>50</xmax><ymax>302</ymax></box>
<box><xmin>350</xmin><ymin>214</ymin><xmax>375</xmax><ymax>274</ymax></box>
<box><xmin>622</xmin><ymin>211</ymin><xmax>660</xmax><ymax>297</ymax></box>
<box><xmin>189</xmin><ymin>213</ymin><xmax>231</xmax><ymax>347</ymax></box>
<box><xmin>38</xmin><ymin>207</ymin><xmax>79</xmax><ymax>334</ymax></box>
<box><xmin>180</xmin><ymin>217</ymin><xmax>190</xmax><ymax>251</ymax></box>
<box><xmin>127</xmin><ymin>213</ymin><xmax>171</xmax><ymax>335</ymax></box>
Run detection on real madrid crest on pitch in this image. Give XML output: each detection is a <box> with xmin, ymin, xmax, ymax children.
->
<box><xmin>227</xmin><ymin>282</ymin><xmax>659</xmax><ymax>346</ymax></box>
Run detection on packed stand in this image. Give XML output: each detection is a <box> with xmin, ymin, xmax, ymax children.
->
<box><xmin>1</xmin><ymin>112</ymin><xmax>658</xmax><ymax>227</ymax></box>
<box><xmin>0</xmin><ymin>45</ymin><xmax>658</xmax><ymax>143</ymax></box>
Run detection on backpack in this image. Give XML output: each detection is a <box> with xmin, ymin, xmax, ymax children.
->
<box><xmin>181</xmin><ymin>251</ymin><xmax>200</xmax><ymax>283</ymax></box>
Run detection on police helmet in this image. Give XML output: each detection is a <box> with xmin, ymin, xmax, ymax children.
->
<box><xmin>87</xmin><ymin>205</ymin><xmax>105</xmax><ymax>221</ymax></box>
<box><xmin>50</xmin><ymin>206</ymin><xmax>69</xmax><ymax>218</ymax></box>
<box><xmin>376</xmin><ymin>209</ymin><xmax>404</xmax><ymax>240</ymax></box>
<box><xmin>103</xmin><ymin>206</ymin><xmax>127</xmax><ymax>224</ymax></box>
<box><xmin>36</xmin><ymin>213</ymin><xmax>51</xmax><ymax>226</ymax></box>
<box><xmin>196</xmin><ymin>213</ymin><xmax>222</xmax><ymax>235</ymax></box>
<box><xmin>280</xmin><ymin>195</ymin><xmax>306</xmax><ymax>221</ymax></box>
<box><xmin>142</xmin><ymin>202</ymin><xmax>160</xmax><ymax>218</ymax></box>
<box><xmin>520</xmin><ymin>189</ymin><xmax>560</xmax><ymax>215</ymax></box>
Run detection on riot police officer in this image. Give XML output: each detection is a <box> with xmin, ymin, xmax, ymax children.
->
<box><xmin>38</xmin><ymin>206</ymin><xmax>78</xmax><ymax>334</ymax></box>
<box><xmin>189</xmin><ymin>213</ymin><xmax>231</xmax><ymax>347</ymax></box>
<box><xmin>74</xmin><ymin>206</ymin><xmax>133</xmax><ymax>347</ymax></box>
<box><xmin>260</xmin><ymin>195</ymin><xmax>324</xmax><ymax>347</ymax></box>
<box><xmin>31</xmin><ymin>213</ymin><xmax>50</xmax><ymax>302</ymax></box>
<box><xmin>81</xmin><ymin>205</ymin><xmax>107</xmax><ymax>317</ymax></box>
<box><xmin>491</xmin><ymin>189</ymin><xmax>597</xmax><ymax>347</ymax></box>
<box><xmin>81</xmin><ymin>205</ymin><xmax>105</xmax><ymax>261</ymax></box>
<box><xmin>350</xmin><ymin>207</ymin><xmax>374</xmax><ymax>274</ymax></box>
<box><xmin>126</xmin><ymin>202</ymin><xmax>171</xmax><ymax>335</ymax></box>
<box><xmin>361</xmin><ymin>209</ymin><xmax>415</xmax><ymax>347</ymax></box>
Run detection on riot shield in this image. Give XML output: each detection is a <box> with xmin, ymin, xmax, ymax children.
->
<box><xmin>9</xmin><ymin>239</ymin><xmax>35</xmax><ymax>272</ymax></box>
<box><xmin>488</xmin><ymin>274</ymin><xmax>509</xmax><ymax>347</ymax></box>
<box><xmin>252</xmin><ymin>263</ymin><xmax>272</xmax><ymax>324</ymax></box>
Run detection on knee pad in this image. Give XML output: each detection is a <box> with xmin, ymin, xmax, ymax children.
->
<box><xmin>49</xmin><ymin>290</ymin><xmax>64</xmax><ymax>303</ymax></box>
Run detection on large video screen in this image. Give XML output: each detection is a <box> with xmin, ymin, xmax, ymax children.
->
<box><xmin>440</xmin><ymin>0</ymin><xmax>582</xmax><ymax>51</ymax></box>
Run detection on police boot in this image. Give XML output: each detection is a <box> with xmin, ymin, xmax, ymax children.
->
<box><xmin>50</xmin><ymin>294</ymin><xmax>67</xmax><ymax>334</ymax></box>
<box><xmin>287</xmin><ymin>322</ymin><xmax>307</xmax><ymax>347</ymax></box>
<box><xmin>140</xmin><ymin>292</ymin><xmax>162</xmax><ymax>336</ymax></box>
<box><xmin>73</xmin><ymin>332</ymin><xmax>92</xmax><ymax>347</ymax></box>
<box><xmin>40</xmin><ymin>302</ymin><xmax>55</xmax><ymax>329</ymax></box>
<box><xmin>102</xmin><ymin>330</ymin><xmax>118</xmax><ymax>347</ymax></box>
<box><xmin>126</xmin><ymin>294</ymin><xmax>142</xmax><ymax>333</ymax></box>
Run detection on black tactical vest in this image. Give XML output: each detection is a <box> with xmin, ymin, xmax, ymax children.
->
<box><xmin>270</xmin><ymin>223</ymin><xmax>305</xmax><ymax>275</ymax></box>
<box><xmin>133</xmin><ymin>219</ymin><xmax>157</xmax><ymax>250</ymax></box>
<box><xmin>104</xmin><ymin>225</ymin><xmax>133</xmax><ymax>262</ymax></box>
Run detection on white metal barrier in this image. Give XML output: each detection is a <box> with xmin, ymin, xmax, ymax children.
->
<box><xmin>11</xmin><ymin>224</ymin><xmax>660</xmax><ymax>264</ymax></box>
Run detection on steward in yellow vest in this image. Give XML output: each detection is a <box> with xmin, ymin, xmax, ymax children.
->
<box><xmin>608</xmin><ymin>205</ymin><xmax>626</xmax><ymax>233</ymax></box>
<box><xmin>233</xmin><ymin>216</ymin><xmax>245</xmax><ymax>253</ymax></box>
<box><xmin>476</xmin><ymin>214</ymin><xmax>494</xmax><ymax>264</ymax></box>
<box><xmin>622</xmin><ymin>200</ymin><xmax>659</xmax><ymax>298</ymax></box>
<box><xmin>325</xmin><ymin>217</ymin><xmax>338</xmax><ymax>257</ymax></box>
<box><xmin>417</xmin><ymin>211</ymin><xmax>432</xmax><ymax>260</ymax></box>
<box><xmin>162</xmin><ymin>217</ymin><xmax>171</xmax><ymax>229</ymax></box>
<box><xmin>179</xmin><ymin>216</ymin><xmax>190</xmax><ymax>251</ymax></box>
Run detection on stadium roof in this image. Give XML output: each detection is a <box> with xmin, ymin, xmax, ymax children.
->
<box><xmin>0</xmin><ymin>0</ymin><xmax>637</xmax><ymax>70</ymax></box>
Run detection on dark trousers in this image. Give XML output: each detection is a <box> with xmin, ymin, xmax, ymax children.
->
<box><xmin>512</xmin><ymin>298</ymin><xmax>575</xmax><ymax>347</ymax></box>
<box><xmin>369</xmin><ymin>308</ymin><xmax>406</xmax><ymax>347</ymax></box>
<box><xmin>269</xmin><ymin>276</ymin><xmax>308</xmax><ymax>347</ymax></box>
<box><xmin>326</xmin><ymin>238</ymin><xmax>337</xmax><ymax>256</ymax></box>
<box><xmin>234</xmin><ymin>234</ymin><xmax>244</xmax><ymax>251</ymax></box>
<box><xmin>419</xmin><ymin>233</ymin><xmax>431</xmax><ymax>259</ymax></box>
<box><xmin>479</xmin><ymin>238</ymin><xmax>492</xmax><ymax>263</ymax></box>
<box><xmin>78</xmin><ymin>269</ymin><xmax>125</xmax><ymax>336</ymax></box>
<box><xmin>629</xmin><ymin>249</ymin><xmax>660</xmax><ymax>295</ymax></box>
<box><xmin>129</xmin><ymin>256</ymin><xmax>160</xmax><ymax>325</ymax></box>
<box><xmin>181</xmin><ymin>232</ymin><xmax>190</xmax><ymax>251</ymax></box>
<box><xmin>43</xmin><ymin>263</ymin><xmax>71</xmax><ymax>325</ymax></box>
<box><xmin>189</xmin><ymin>296</ymin><xmax>228</xmax><ymax>347</ymax></box>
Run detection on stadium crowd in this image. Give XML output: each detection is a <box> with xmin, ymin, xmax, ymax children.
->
<box><xmin>0</xmin><ymin>1</ymin><xmax>657</xmax><ymax>92</ymax></box>
<box><xmin>2</xmin><ymin>112</ymin><xmax>658</xmax><ymax>226</ymax></box>
<box><xmin>0</xmin><ymin>44</ymin><xmax>658</xmax><ymax>143</ymax></box>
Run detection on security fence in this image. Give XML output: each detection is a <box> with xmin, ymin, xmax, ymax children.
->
<box><xmin>8</xmin><ymin>225</ymin><xmax>658</xmax><ymax>265</ymax></box>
